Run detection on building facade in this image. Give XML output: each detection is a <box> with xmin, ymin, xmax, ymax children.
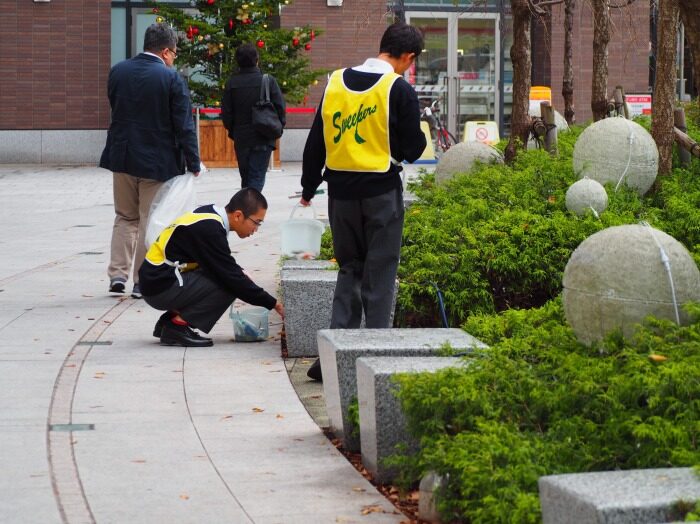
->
<box><xmin>0</xmin><ymin>0</ymin><xmax>654</xmax><ymax>163</ymax></box>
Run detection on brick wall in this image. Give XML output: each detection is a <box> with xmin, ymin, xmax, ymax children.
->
<box><xmin>0</xmin><ymin>0</ymin><xmax>111</xmax><ymax>130</ymax></box>
<box><xmin>280</xmin><ymin>0</ymin><xmax>390</xmax><ymax>128</ymax></box>
<box><xmin>547</xmin><ymin>1</ymin><xmax>650</xmax><ymax>124</ymax></box>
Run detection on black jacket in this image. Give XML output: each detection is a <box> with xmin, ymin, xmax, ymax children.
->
<box><xmin>138</xmin><ymin>204</ymin><xmax>277</xmax><ymax>309</ymax></box>
<box><xmin>301</xmin><ymin>67</ymin><xmax>426</xmax><ymax>201</ymax></box>
<box><xmin>221</xmin><ymin>67</ymin><xmax>286</xmax><ymax>148</ymax></box>
<box><xmin>100</xmin><ymin>53</ymin><xmax>200</xmax><ymax>181</ymax></box>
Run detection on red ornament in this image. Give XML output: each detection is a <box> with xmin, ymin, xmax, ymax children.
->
<box><xmin>310</xmin><ymin>30</ymin><xmax>315</xmax><ymax>41</ymax></box>
<box><xmin>192</xmin><ymin>27</ymin><xmax>199</xmax><ymax>35</ymax></box>
<box><xmin>206</xmin><ymin>0</ymin><xmax>215</xmax><ymax>4</ymax></box>
<box><xmin>229</xmin><ymin>19</ymin><xmax>234</xmax><ymax>29</ymax></box>
<box><xmin>257</xmin><ymin>40</ymin><xmax>265</xmax><ymax>48</ymax></box>
<box><xmin>305</xmin><ymin>43</ymin><xmax>311</xmax><ymax>51</ymax></box>
<box><xmin>186</xmin><ymin>25</ymin><xmax>194</xmax><ymax>40</ymax></box>
<box><xmin>152</xmin><ymin>7</ymin><xmax>159</xmax><ymax>13</ymax></box>
<box><xmin>292</xmin><ymin>37</ymin><xmax>299</xmax><ymax>46</ymax></box>
<box><xmin>243</xmin><ymin>18</ymin><xmax>252</xmax><ymax>24</ymax></box>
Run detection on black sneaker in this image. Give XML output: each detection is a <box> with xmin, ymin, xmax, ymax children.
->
<box><xmin>109</xmin><ymin>279</ymin><xmax>126</xmax><ymax>294</ymax></box>
<box><xmin>160</xmin><ymin>322</ymin><xmax>213</xmax><ymax>347</ymax></box>
<box><xmin>131</xmin><ymin>283</ymin><xmax>142</xmax><ymax>299</ymax></box>
<box><xmin>307</xmin><ymin>358</ymin><xmax>322</xmax><ymax>382</ymax></box>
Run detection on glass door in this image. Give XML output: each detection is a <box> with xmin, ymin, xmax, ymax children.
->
<box><xmin>406</xmin><ymin>11</ymin><xmax>502</xmax><ymax>141</ymax></box>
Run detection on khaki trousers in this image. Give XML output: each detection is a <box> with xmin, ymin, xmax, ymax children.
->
<box><xmin>108</xmin><ymin>172</ymin><xmax>163</xmax><ymax>285</ymax></box>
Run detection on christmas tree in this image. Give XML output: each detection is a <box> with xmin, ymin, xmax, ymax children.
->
<box><xmin>151</xmin><ymin>0</ymin><xmax>325</xmax><ymax>107</ymax></box>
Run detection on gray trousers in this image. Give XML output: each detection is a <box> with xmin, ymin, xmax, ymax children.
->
<box><xmin>329</xmin><ymin>187</ymin><xmax>404</xmax><ymax>329</ymax></box>
<box><xmin>143</xmin><ymin>270</ymin><xmax>236</xmax><ymax>333</ymax></box>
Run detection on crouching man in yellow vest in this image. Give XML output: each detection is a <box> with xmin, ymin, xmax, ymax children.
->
<box><xmin>138</xmin><ymin>188</ymin><xmax>285</xmax><ymax>347</ymax></box>
<box><xmin>298</xmin><ymin>22</ymin><xmax>427</xmax><ymax>380</ymax></box>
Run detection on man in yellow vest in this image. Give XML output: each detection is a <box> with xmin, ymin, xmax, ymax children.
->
<box><xmin>139</xmin><ymin>188</ymin><xmax>284</xmax><ymax>347</ymax></box>
<box><xmin>298</xmin><ymin>22</ymin><xmax>426</xmax><ymax>380</ymax></box>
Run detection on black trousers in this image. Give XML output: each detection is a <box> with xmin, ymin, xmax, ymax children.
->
<box><xmin>143</xmin><ymin>270</ymin><xmax>236</xmax><ymax>333</ymax></box>
<box><xmin>328</xmin><ymin>187</ymin><xmax>404</xmax><ymax>329</ymax></box>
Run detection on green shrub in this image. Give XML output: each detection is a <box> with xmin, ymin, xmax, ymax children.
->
<box><xmin>397</xmin><ymin>125</ymin><xmax>700</xmax><ymax>327</ymax></box>
<box><xmin>390</xmin><ymin>299</ymin><xmax>700</xmax><ymax>523</ymax></box>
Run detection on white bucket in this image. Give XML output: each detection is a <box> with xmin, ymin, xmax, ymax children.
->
<box><xmin>280</xmin><ymin>204</ymin><xmax>325</xmax><ymax>258</ymax></box>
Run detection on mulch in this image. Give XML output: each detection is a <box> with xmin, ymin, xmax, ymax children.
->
<box><xmin>323</xmin><ymin>429</ymin><xmax>426</xmax><ymax>524</ymax></box>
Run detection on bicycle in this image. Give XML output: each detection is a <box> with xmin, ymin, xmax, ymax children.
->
<box><xmin>420</xmin><ymin>99</ymin><xmax>457</xmax><ymax>156</ymax></box>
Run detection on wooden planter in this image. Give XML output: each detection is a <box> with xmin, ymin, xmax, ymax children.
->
<box><xmin>198</xmin><ymin>119</ymin><xmax>280</xmax><ymax>168</ymax></box>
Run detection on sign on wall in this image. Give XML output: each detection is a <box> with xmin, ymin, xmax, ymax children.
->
<box><xmin>626</xmin><ymin>94</ymin><xmax>652</xmax><ymax>117</ymax></box>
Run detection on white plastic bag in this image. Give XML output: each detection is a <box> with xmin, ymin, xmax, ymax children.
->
<box><xmin>144</xmin><ymin>173</ymin><xmax>197</xmax><ymax>248</ymax></box>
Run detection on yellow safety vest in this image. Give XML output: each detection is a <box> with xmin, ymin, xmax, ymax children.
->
<box><xmin>322</xmin><ymin>68</ymin><xmax>400</xmax><ymax>172</ymax></box>
<box><xmin>145</xmin><ymin>211</ymin><xmax>224</xmax><ymax>286</ymax></box>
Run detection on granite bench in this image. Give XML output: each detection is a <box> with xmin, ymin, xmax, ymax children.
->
<box><xmin>317</xmin><ymin>328</ymin><xmax>487</xmax><ymax>451</ymax></box>
<box><xmin>280</xmin><ymin>270</ymin><xmax>397</xmax><ymax>357</ymax></box>
<box><xmin>539</xmin><ymin>467</ymin><xmax>700</xmax><ymax>523</ymax></box>
<box><xmin>357</xmin><ymin>356</ymin><xmax>465</xmax><ymax>484</ymax></box>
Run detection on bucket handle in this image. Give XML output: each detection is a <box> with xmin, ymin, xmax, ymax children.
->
<box><xmin>289</xmin><ymin>202</ymin><xmax>318</xmax><ymax>220</ymax></box>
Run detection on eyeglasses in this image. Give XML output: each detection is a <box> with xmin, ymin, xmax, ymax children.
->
<box><xmin>166</xmin><ymin>48</ymin><xmax>178</xmax><ymax>59</ymax></box>
<box><xmin>246</xmin><ymin>216</ymin><xmax>264</xmax><ymax>227</ymax></box>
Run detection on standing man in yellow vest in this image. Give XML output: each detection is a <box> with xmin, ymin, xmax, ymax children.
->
<box><xmin>298</xmin><ymin>22</ymin><xmax>426</xmax><ymax>380</ymax></box>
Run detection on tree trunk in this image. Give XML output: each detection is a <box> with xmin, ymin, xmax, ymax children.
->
<box><xmin>651</xmin><ymin>0</ymin><xmax>679</xmax><ymax>176</ymax></box>
<box><xmin>591</xmin><ymin>0</ymin><xmax>610</xmax><ymax>121</ymax></box>
<box><xmin>678</xmin><ymin>0</ymin><xmax>700</xmax><ymax>99</ymax></box>
<box><xmin>505</xmin><ymin>0</ymin><xmax>532</xmax><ymax>163</ymax></box>
<box><xmin>562</xmin><ymin>0</ymin><xmax>576</xmax><ymax>125</ymax></box>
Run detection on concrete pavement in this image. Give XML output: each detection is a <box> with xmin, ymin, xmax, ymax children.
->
<box><xmin>0</xmin><ymin>163</ymin><xmax>421</xmax><ymax>524</ymax></box>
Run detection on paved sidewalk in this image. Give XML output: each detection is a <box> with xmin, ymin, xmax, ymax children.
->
<box><xmin>0</xmin><ymin>163</ymin><xmax>422</xmax><ymax>524</ymax></box>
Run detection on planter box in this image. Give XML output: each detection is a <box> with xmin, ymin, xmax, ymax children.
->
<box><xmin>198</xmin><ymin>119</ymin><xmax>280</xmax><ymax>169</ymax></box>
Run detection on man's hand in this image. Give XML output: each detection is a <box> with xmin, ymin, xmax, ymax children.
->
<box><xmin>299</xmin><ymin>198</ymin><xmax>311</xmax><ymax>207</ymax></box>
<box><xmin>274</xmin><ymin>302</ymin><xmax>285</xmax><ymax>320</ymax></box>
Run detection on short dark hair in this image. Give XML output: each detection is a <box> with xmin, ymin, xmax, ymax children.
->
<box><xmin>143</xmin><ymin>23</ymin><xmax>177</xmax><ymax>53</ymax></box>
<box><xmin>235</xmin><ymin>43</ymin><xmax>259</xmax><ymax>68</ymax></box>
<box><xmin>379</xmin><ymin>22</ymin><xmax>424</xmax><ymax>59</ymax></box>
<box><xmin>225</xmin><ymin>187</ymin><xmax>268</xmax><ymax>216</ymax></box>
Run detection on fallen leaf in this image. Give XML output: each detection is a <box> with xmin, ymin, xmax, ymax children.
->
<box><xmin>360</xmin><ymin>505</ymin><xmax>386</xmax><ymax>515</ymax></box>
<box><xmin>81</xmin><ymin>294</ymin><xmax>94</xmax><ymax>298</ymax></box>
<box><xmin>352</xmin><ymin>487</ymin><xmax>366</xmax><ymax>492</ymax></box>
<box><xmin>220</xmin><ymin>415</ymin><xmax>233</xmax><ymax>420</ymax></box>
<box><xmin>252</xmin><ymin>407</ymin><xmax>264</xmax><ymax>413</ymax></box>
<box><xmin>179</xmin><ymin>494</ymin><xmax>189</xmax><ymax>500</ymax></box>
<box><xmin>131</xmin><ymin>459</ymin><xmax>146</xmax><ymax>464</ymax></box>
<box><xmin>276</xmin><ymin>414</ymin><xmax>284</xmax><ymax>419</ymax></box>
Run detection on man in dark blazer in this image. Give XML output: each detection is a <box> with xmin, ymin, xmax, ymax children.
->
<box><xmin>221</xmin><ymin>43</ymin><xmax>285</xmax><ymax>192</ymax></box>
<box><xmin>100</xmin><ymin>23</ymin><xmax>201</xmax><ymax>299</ymax></box>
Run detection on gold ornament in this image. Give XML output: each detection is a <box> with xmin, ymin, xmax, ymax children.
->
<box><xmin>313</xmin><ymin>79</ymin><xmax>319</xmax><ymax>85</ymax></box>
<box><xmin>156</xmin><ymin>16</ymin><xmax>164</xmax><ymax>23</ymax></box>
<box><xmin>214</xmin><ymin>101</ymin><xmax>221</xmax><ymax>107</ymax></box>
<box><xmin>198</xmin><ymin>35</ymin><xmax>204</xmax><ymax>42</ymax></box>
<box><xmin>207</xmin><ymin>43</ymin><xmax>221</xmax><ymax>55</ymax></box>
<box><xmin>219</xmin><ymin>43</ymin><xmax>225</xmax><ymax>49</ymax></box>
<box><xmin>282</xmin><ymin>81</ymin><xmax>287</xmax><ymax>86</ymax></box>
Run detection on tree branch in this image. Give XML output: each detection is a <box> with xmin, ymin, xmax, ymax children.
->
<box><xmin>528</xmin><ymin>0</ymin><xmax>564</xmax><ymax>16</ymax></box>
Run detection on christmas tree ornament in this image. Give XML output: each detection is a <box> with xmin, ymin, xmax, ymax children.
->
<box><xmin>310</xmin><ymin>30</ymin><xmax>315</xmax><ymax>40</ymax></box>
<box><xmin>292</xmin><ymin>38</ymin><xmax>299</xmax><ymax>46</ymax></box>
<box><xmin>198</xmin><ymin>35</ymin><xmax>204</xmax><ymax>42</ymax></box>
<box><xmin>206</xmin><ymin>0</ymin><xmax>215</xmax><ymax>5</ymax></box>
<box><xmin>257</xmin><ymin>40</ymin><xmax>265</xmax><ymax>48</ymax></box>
<box><xmin>305</xmin><ymin>43</ymin><xmax>311</xmax><ymax>51</ymax></box>
<box><xmin>192</xmin><ymin>27</ymin><xmax>199</xmax><ymax>35</ymax></box>
<box><xmin>156</xmin><ymin>16</ymin><xmax>164</xmax><ymax>23</ymax></box>
<box><xmin>152</xmin><ymin>7</ymin><xmax>159</xmax><ymax>13</ymax></box>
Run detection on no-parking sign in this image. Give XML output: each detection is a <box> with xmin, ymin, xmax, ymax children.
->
<box><xmin>464</xmin><ymin>121</ymin><xmax>500</xmax><ymax>145</ymax></box>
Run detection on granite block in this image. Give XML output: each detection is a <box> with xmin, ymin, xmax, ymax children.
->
<box><xmin>280</xmin><ymin>270</ymin><xmax>398</xmax><ymax>357</ymax></box>
<box><xmin>357</xmin><ymin>357</ymin><xmax>464</xmax><ymax>484</ymax></box>
<box><xmin>41</xmin><ymin>130</ymin><xmax>107</xmax><ymax>164</ymax></box>
<box><xmin>281</xmin><ymin>259</ymin><xmax>336</xmax><ymax>271</ymax></box>
<box><xmin>539</xmin><ymin>467</ymin><xmax>700</xmax><ymax>524</ymax></box>
<box><xmin>0</xmin><ymin>131</ymin><xmax>42</xmax><ymax>163</ymax></box>
<box><xmin>318</xmin><ymin>328</ymin><xmax>487</xmax><ymax>451</ymax></box>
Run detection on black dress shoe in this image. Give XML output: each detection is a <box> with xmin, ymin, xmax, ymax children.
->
<box><xmin>307</xmin><ymin>358</ymin><xmax>322</xmax><ymax>382</ymax></box>
<box><xmin>153</xmin><ymin>312</ymin><xmax>172</xmax><ymax>338</ymax></box>
<box><xmin>160</xmin><ymin>323</ymin><xmax>213</xmax><ymax>347</ymax></box>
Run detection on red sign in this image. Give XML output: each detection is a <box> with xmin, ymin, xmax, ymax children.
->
<box><xmin>475</xmin><ymin>127</ymin><xmax>489</xmax><ymax>141</ymax></box>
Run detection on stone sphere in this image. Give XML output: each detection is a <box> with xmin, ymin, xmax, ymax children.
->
<box><xmin>565</xmin><ymin>177</ymin><xmax>608</xmax><ymax>217</ymax></box>
<box><xmin>562</xmin><ymin>224</ymin><xmax>700</xmax><ymax>346</ymax></box>
<box><xmin>573</xmin><ymin>118</ymin><xmax>658</xmax><ymax>196</ymax></box>
<box><xmin>435</xmin><ymin>141</ymin><xmax>504</xmax><ymax>185</ymax></box>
